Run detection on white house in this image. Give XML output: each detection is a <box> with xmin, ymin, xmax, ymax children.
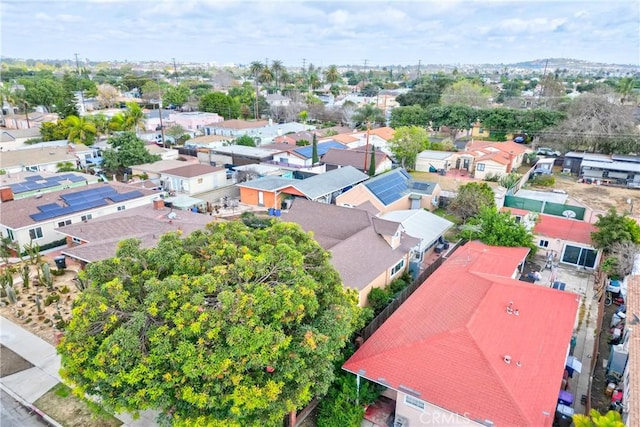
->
<box><xmin>0</xmin><ymin>183</ymin><xmax>160</xmax><ymax>249</ymax></box>
<box><xmin>159</xmin><ymin>163</ymin><xmax>227</xmax><ymax>195</ymax></box>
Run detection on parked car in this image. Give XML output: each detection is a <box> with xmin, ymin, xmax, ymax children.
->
<box><xmin>536</xmin><ymin>147</ymin><xmax>561</xmax><ymax>157</ymax></box>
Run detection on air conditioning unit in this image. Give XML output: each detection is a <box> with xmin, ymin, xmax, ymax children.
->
<box><xmin>562</xmin><ymin>168</ymin><xmax>571</xmax><ymax>174</ymax></box>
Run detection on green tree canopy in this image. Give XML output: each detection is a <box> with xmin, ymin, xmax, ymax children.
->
<box><xmin>101</xmin><ymin>132</ymin><xmax>160</xmax><ymax>172</ymax></box>
<box><xmin>591</xmin><ymin>207</ymin><xmax>640</xmax><ymax>251</ymax></box>
<box><xmin>388</xmin><ymin>126</ymin><xmax>430</xmax><ymax>169</ymax></box>
<box><xmin>573</xmin><ymin>409</ymin><xmax>625</xmax><ymax>427</ymax></box>
<box><xmin>40</xmin><ymin>120</ymin><xmax>70</xmax><ymax>141</ymax></box>
<box><xmin>235</xmin><ymin>135</ymin><xmax>256</xmax><ymax>147</ymax></box>
<box><xmin>464</xmin><ymin>206</ymin><xmax>536</xmax><ymax>254</ymax></box>
<box><xmin>447</xmin><ymin>182</ymin><xmax>495</xmax><ymax>223</ymax></box>
<box><xmin>199</xmin><ymin>92</ymin><xmax>240</xmax><ymax>119</ymax></box>
<box><xmin>58</xmin><ymin>221</ymin><xmax>363</xmax><ymax>426</ymax></box>
<box><xmin>440</xmin><ymin>80</ymin><xmax>492</xmax><ymax>108</ymax></box>
<box><xmin>389</xmin><ymin>105</ymin><xmax>428</xmax><ymax>128</ymax></box>
<box><xmin>163</xmin><ymin>84</ymin><xmax>190</xmax><ymax>107</ymax></box>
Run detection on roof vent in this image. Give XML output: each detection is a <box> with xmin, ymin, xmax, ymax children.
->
<box><xmin>503</xmin><ymin>355</ymin><xmax>511</xmax><ymax>364</ymax></box>
<box><xmin>167</xmin><ymin>212</ymin><xmax>177</xmax><ymax>220</ymax></box>
<box><xmin>516</xmin><ymin>361</ymin><xmax>522</xmax><ymax>368</ymax></box>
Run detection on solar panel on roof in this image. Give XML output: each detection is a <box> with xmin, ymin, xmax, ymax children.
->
<box><xmin>38</xmin><ymin>203</ymin><xmax>61</xmax><ymax>212</ymax></box>
<box><xmin>365</xmin><ymin>171</ymin><xmax>408</xmax><ymax>205</ymax></box>
<box><xmin>24</xmin><ymin>175</ymin><xmax>43</xmax><ymax>181</ymax></box>
<box><xmin>108</xmin><ymin>191</ymin><xmax>144</xmax><ymax>202</ymax></box>
<box><xmin>68</xmin><ymin>175</ymin><xmax>85</xmax><ymax>182</ymax></box>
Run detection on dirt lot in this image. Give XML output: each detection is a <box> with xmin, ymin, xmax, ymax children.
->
<box><xmin>412</xmin><ymin>169</ymin><xmax>640</xmax><ymax>222</ymax></box>
<box><xmin>550</xmin><ymin>173</ymin><xmax>639</xmax><ymax>219</ymax></box>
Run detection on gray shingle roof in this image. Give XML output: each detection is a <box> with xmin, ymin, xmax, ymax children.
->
<box><xmin>281</xmin><ymin>199</ymin><xmax>419</xmax><ymax>290</ymax></box>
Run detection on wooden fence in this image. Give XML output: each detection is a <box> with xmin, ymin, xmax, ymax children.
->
<box><xmin>360</xmin><ymin>241</ymin><xmax>462</xmax><ymax>341</ymax></box>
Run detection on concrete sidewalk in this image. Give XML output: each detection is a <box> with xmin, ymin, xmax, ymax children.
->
<box><xmin>530</xmin><ymin>260</ymin><xmax>597</xmax><ymax>416</ymax></box>
<box><xmin>0</xmin><ymin>316</ymin><xmax>157</xmax><ymax>426</ymax></box>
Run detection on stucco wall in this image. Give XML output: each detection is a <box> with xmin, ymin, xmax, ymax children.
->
<box><xmin>394</xmin><ymin>392</ymin><xmax>485</xmax><ymax>427</ymax></box>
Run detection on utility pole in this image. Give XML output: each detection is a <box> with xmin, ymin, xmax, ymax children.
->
<box><xmin>74</xmin><ymin>53</ymin><xmax>86</xmax><ymax>114</ymax></box>
<box><xmin>363</xmin><ymin>59</ymin><xmax>368</xmax><ymax>84</ymax></box>
<box><xmin>172</xmin><ymin>58</ymin><xmax>178</xmax><ymax>84</ymax></box>
<box><xmin>301</xmin><ymin>58</ymin><xmax>307</xmax><ymax>93</ymax></box>
<box><xmin>156</xmin><ymin>74</ymin><xmax>166</xmax><ymax>147</ymax></box>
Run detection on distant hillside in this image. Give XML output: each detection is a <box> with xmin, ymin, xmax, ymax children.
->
<box><xmin>508</xmin><ymin>58</ymin><xmax>639</xmax><ymax>72</ymax></box>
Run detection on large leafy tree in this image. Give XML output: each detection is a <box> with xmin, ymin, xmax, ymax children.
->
<box><xmin>464</xmin><ymin>206</ymin><xmax>536</xmax><ymax>254</ymax></box>
<box><xmin>396</xmin><ymin>73</ymin><xmax>454</xmax><ymax>108</ymax></box>
<box><xmin>389</xmin><ymin>105</ymin><xmax>428</xmax><ymax>128</ymax></box>
<box><xmin>164</xmin><ymin>84</ymin><xmax>190</xmax><ymax>108</ymax></box>
<box><xmin>40</xmin><ymin>120</ymin><xmax>70</xmax><ymax>141</ymax></box>
<box><xmin>58</xmin><ymin>221</ymin><xmax>363</xmax><ymax>426</ymax></box>
<box><xmin>22</xmin><ymin>78</ymin><xmax>65</xmax><ymax>113</ymax></box>
<box><xmin>427</xmin><ymin>104</ymin><xmax>477</xmax><ymax>140</ymax></box>
<box><xmin>440</xmin><ymin>80</ymin><xmax>491</xmax><ymax>108</ymax></box>
<box><xmin>199</xmin><ymin>92</ymin><xmax>240</xmax><ymax>119</ymax></box>
<box><xmin>591</xmin><ymin>207</ymin><xmax>640</xmax><ymax>252</ymax></box>
<box><xmin>388</xmin><ymin>126</ymin><xmax>430</xmax><ymax>169</ymax></box>
<box><xmin>101</xmin><ymin>131</ymin><xmax>160</xmax><ymax>172</ymax></box>
<box><xmin>447</xmin><ymin>182</ymin><xmax>495</xmax><ymax>223</ymax></box>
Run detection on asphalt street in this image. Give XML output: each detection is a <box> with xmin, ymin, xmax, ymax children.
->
<box><xmin>0</xmin><ymin>389</ymin><xmax>49</xmax><ymax>427</ymax></box>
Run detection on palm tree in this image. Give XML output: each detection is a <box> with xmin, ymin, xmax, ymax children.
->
<box><xmin>353</xmin><ymin>104</ymin><xmax>385</xmax><ymax>171</ymax></box>
<box><xmin>65</xmin><ymin>115</ymin><xmax>97</xmax><ymax>146</ymax></box>
<box><xmin>271</xmin><ymin>60</ymin><xmax>284</xmax><ymax>92</ymax></box>
<box><xmin>260</xmin><ymin>67</ymin><xmax>274</xmax><ymax>88</ymax></box>
<box><xmin>249</xmin><ymin>61</ymin><xmax>264</xmax><ymax>83</ymax></box>
<box><xmin>249</xmin><ymin>61</ymin><xmax>265</xmax><ymax>120</ymax></box>
<box><xmin>324</xmin><ymin>65</ymin><xmax>341</xmax><ymax>84</ymax></box>
<box><xmin>88</xmin><ymin>113</ymin><xmax>109</xmax><ymax>139</ymax></box>
<box><xmin>123</xmin><ymin>102</ymin><xmax>145</xmax><ymax>131</ymax></box>
<box><xmin>617</xmin><ymin>77</ymin><xmax>635</xmax><ymax>104</ymax></box>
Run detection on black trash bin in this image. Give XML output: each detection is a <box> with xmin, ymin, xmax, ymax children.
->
<box><xmin>54</xmin><ymin>256</ymin><xmax>66</xmax><ymax>269</ymax></box>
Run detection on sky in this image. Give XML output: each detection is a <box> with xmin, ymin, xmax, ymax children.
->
<box><xmin>1</xmin><ymin>0</ymin><xmax>639</xmax><ymax>67</ymax></box>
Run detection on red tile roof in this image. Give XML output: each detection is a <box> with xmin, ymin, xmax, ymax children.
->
<box><xmin>344</xmin><ymin>241</ymin><xmax>578</xmax><ymax>427</ymax></box>
<box><xmin>534</xmin><ymin>214</ymin><xmax>596</xmax><ymax>245</ymax></box>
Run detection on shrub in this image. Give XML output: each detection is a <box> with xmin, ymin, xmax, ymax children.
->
<box><xmin>316</xmin><ymin>370</ymin><xmax>380</xmax><ymax>427</ymax></box>
<box><xmin>60</xmin><ymin>285</ymin><xmax>70</xmax><ymax>294</ymax></box>
<box><xmin>389</xmin><ymin>277</ymin><xmax>408</xmax><ymax>295</ymax></box>
<box><xmin>52</xmin><ymin>269</ymin><xmax>66</xmax><ymax>276</ymax></box>
<box><xmin>367</xmin><ymin>287</ymin><xmax>391</xmax><ymax>314</ymax></box>
<box><xmin>532</xmin><ymin>174</ymin><xmax>555</xmax><ymax>187</ymax></box>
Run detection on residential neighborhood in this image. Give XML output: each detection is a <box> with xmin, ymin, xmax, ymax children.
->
<box><xmin>1</xmin><ymin>4</ymin><xmax>640</xmax><ymax>426</ymax></box>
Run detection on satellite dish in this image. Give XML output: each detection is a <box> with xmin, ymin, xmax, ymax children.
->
<box><xmin>562</xmin><ymin>210</ymin><xmax>576</xmax><ymax>218</ymax></box>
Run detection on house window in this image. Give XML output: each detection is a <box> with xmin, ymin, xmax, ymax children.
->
<box><xmin>479</xmin><ymin>127</ymin><xmax>484</xmax><ymax>133</ymax></box>
<box><xmin>562</xmin><ymin>245</ymin><xmax>598</xmax><ymax>269</ymax></box>
<box><xmin>57</xmin><ymin>219</ymin><xmax>72</xmax><ymax>227</ymax></box>
<box><xmin>514</xmin><ymin>215</ymin><xmax>522</xmax><ymax>223</ymax></box>
<box><xmin>117</xmin><ymin>205</ymin><xmax>126</xmax><ymax>211</ymax></box>
<box><xmin>26</xmin><ymin>166</ymin><xmax>38</xmax><ymax>172</ymax></box>
<box><xmin>539</xmin><ymin>240</ymin><xmax>549</xmax><ymax>248</ymax></box>
<box><xmin>29</xmin><ymin>227</ymin><xmax>43</xmax><ymax>240</ymax></box>
<box><xmin>476</xmin><ymin>163</ymin><xmax>485</xmax><ymax>171</ymax></box>
<box><xmin>81</xmin><ymin>214</ymin><xmax>92</xmax><ymax>222</ymax></box>
<box><xmin>404</xmin><ymin>395</ymin><xmax>425</xmax><ymax>411</ymax></box>
<box><xmin>197</xmin><ymin>178</ymin><xmax>203</xmax><ymax>184</ymax></box>
<box><xmin>5</xmin><ymin>229</ymin><xmax>14</xmax><ymax>240</ymax></box>
<box><xmin>391</xmin><ymin>259</ymin><xmax>405</xmax><ymax>276</ymax></box>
